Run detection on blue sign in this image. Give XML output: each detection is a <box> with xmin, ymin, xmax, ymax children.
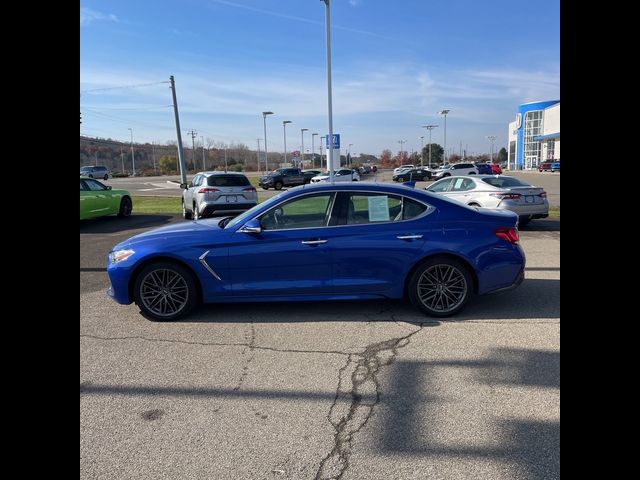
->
<box><xmin>325</xmin><ymin>134</ymin><xmax>340</xmax><ymax>149</ymax></box>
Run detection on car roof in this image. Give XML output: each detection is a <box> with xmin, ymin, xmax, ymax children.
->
<box><xmin>199</xmin><ymin>171</ymin><xmax>247</xmax><ymax>176</ymax></box>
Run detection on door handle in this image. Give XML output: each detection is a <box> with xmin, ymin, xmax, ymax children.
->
<box><xmin>396</xmin><ymin>235</ymin><xmax>423</xmax><ymax>240</ymax></box>
<box><xmin>301</xmin><ymin>239</ymin><xmax>328</xmax><ymax>245</ymax></box>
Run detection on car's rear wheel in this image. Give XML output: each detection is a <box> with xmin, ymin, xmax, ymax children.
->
<box><xmin>117</xmin><ymin>197</ymin><xmax>132</xmax><ymax>218</ymax></box>
<box><xmin>275</xmin><ymin>181</ymin><xmax>283</xmax><ymax>190</ymax></box>
<box><xmin>408</xmin><ymin>257</ymin><xmax>473</xmax><ymax>317</ymax></box>
<box><xmin>133</xmin><ymin>262</ymin><xmax>198</xmax><ymax>321</ymax></box>
<box><xmin>518</xmin><ymin>216</ymin><xmax>531</xmax><ymax>227</ymax></box>
<box><xmin>182</xmin><ymin>201</ymin><xmax>192</xmax><ymax>220</ymax></box>
<box><xmin>193</xmin><ymin>203</ymin><xmax>200</xmax><ymax>220</ymax></box>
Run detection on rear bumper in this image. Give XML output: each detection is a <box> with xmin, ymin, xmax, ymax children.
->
<box><xmin>200</xmin><ymin>202</ymin><xmax>256</xmax><ymax>217</ymax></box>
<box><xmin>484</xmin><ymin>268</ymin><xmax>525</xmax><ymax>295</ymax></box>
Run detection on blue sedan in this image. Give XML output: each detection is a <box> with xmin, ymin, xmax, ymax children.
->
<box><xmin>107</xmin><ymin>183</ymin><xmax>525</xmax><ymax>321</ymax></box>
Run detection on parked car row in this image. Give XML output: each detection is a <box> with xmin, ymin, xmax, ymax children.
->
<box><xmin>538</xmin><ymin>161</ymin><xmax>560</xmax><ymax>172</ymax></box>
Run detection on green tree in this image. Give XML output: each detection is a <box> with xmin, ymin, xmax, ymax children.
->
<box><xmin>421</xmin><ymin>144</ymin><xmax>444</xmax><ymax>165</ymax></box>
<box><xmin>496</xmin><ymin>147</ymin><xmax>508</xmax><ymax>164</ymax></box>
<box><xmin>159</xmin><ymin>155</ymin><xmax>178</xmax><ymax>175</ymax></box>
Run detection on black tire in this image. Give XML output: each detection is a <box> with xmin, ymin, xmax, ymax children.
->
<box><xmin>408</xmin><ymin>256</ymin><xmax>473</xmax><ymax>317</ymax></box>
<box><xmin>133</xmin><ymin>262</ymin><xmax>198</xmax><ymax>321</ymax></box>
<box><xmin>518</xmin><ymin>216</ymin><xmax>531</xmax><ymax>227</ymax></box>
<box><xmin>104</xmin><ymin>174</ymin><xmax>109</xmax><ymax>180</ymax></box>
<box><xmin>442</xmin><ymin>173</ymin><xmax>450</xmax><ymax>177</ymax></box>
<box><xmin>262</xmin><ymin>186</ymin><xmax>269</xmax><ymax>190</ymax></box>
<box><xmin>182</xmin><ymin>201</ymin><xmax>192</xmax><ymax>220</ymax></box>
<box><xmin>469</xmin><ymin>172</ymin><xmax>476</xmax><ymax>175</ymax></box>
<box><xmin>88</xmin><ymin>174</ymin><xmax>94</xmax><ymax>178</ymax></box>
<box><xmin>275</xmin><ymin>181</ymin><xmax>283</xmax><ymax>190</ymax></box>
<box><xmin>117</xmin><ymin>197</ymin><xmax>132</xmax><ymax>218</ymax></box>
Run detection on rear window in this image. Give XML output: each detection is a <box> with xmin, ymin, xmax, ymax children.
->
<box><xmin>481</xmin><ymin>177</ymin><xmax>528</xmax><ymax>188</ymax></box>
<box><xmin>206</xmin><ymin>175</ymin><xmax>251</xmax><ymax>187</ymax></box>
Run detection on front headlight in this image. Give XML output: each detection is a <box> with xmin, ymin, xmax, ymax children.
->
<box><xmin>109</xmin><ymin>249</ymin><xmax>135</xmax><ymax>264</ymax></box>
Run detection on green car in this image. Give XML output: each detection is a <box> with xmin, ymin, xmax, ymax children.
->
<box><xmin>80</xmin><ymin>176</ymin><xmax>132</xmax><ymax>220</ymax></box>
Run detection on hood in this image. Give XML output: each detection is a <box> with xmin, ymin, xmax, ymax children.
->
<box><xmin>113</xmin><ymin>218</ymin><xmax>225</xmax><ymax>250</ymax></box>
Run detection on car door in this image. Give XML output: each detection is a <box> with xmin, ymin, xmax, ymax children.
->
<box><xmin>227</xmin><ymin>192</ymin><xmax>336</xmax><ymax>297</ymax></box>
<box><xmin>283</xmin><ymin>169</ymin><xmax>303</xmax><ymax>186</ymax></box>
<box><xmin>327</xmin><ymin>191</ymin><xmax>432</xmax><ymax>294</ymax></box>
<box><xmin>80</xmin><ymin>179</ymin><xmax>98</xmax><ymax>218</ymax></box>
<box><xmin>445</xmin><ymin>177</ymin><xmax>477</xmax><ymax>205</ymax></box>
<box><xmin>82</xmin><ymin>179</ymin><xmax>113</xmax><ymax>216</ymax></box>
<box><xmin>184</xmin><ymin>174</ymin><xmax>202</xmax><ymax>209</ymax></box>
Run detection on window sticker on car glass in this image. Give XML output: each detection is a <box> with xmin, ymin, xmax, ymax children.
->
<box><xmin>454</xmin><ymin>178</ymin><xmax>464</xmax><ymax>189</ymax></box>
<box><xmin>368</xmin><ymin>196</ymin><xmax>390</xmax><ymax>221</ymax></box>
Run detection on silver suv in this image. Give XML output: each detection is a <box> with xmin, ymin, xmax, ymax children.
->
<box><xmin>181</xmin><ymin>172</ymin><xmax>258</xmax><ymax>220</ymax></box>
<box><xmin>80</xmin><ymin>165</ymin><xmax>110</xmax><ymax>180</ymax></box>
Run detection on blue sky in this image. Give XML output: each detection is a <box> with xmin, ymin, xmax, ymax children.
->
<box><xmin>80</xmin><ymin>0</ymin><xmax>559</xmax><ymax>157</ymax></box>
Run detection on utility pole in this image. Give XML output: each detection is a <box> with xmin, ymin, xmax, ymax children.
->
<box><xmin>420</xmin><ymin>136</ymin><xmax>424</xmax><ymax>166</ymax></box>
<box><xmin>201</xmin><ymin>135</ymin><xmax>206</xmax><ymax>171</ymax></box>
<box><xmin>120</xmin><ymin>147</ymin><xmax>125</xmax><ymax>174</ymax></box>
<box><xmin>169</xmin><ymin>75</ymin><xmax>187</xmax><ymax>184</ymax></box>
<box><xmin>128</xmin><ymin>128</ymin><xmax>136</xmax><ymax>176</ymax></box>
<box><xmin>152</xmin><ymin>142</ymin><xmax>157</xmax><ymax>175</ymax></box>
<box><xmin>486</xmin><ymin>135</ymin><xmax>496</xmax><ymax>162</ymax></box>
<box><xmin>188</xmin><ymin>129</ymin><xmax>197</xmax><ymax>172</ymax></box>
<box><xmin>224</xmin><ymin>146</ymin><xmax>228</xmax><ymax>173</ymax></box>
<box><xmin>320</xmin><ymin>137</ymin><xmax>325</xmax><ymax>170</ymax></box>
<box><xmin>256</xmin><ymin>138</ymin><xmax>261</xmax><ymax>172</ymax></box>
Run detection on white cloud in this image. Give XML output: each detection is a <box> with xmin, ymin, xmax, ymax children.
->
<box><xmin>80</xmin><ymin>7</ymin><xmax>119</xmax><ymax>26</ymax></box>
<box><xmin>349</xmin><ymin>0</ymin><xmax>363</xmax><ymax>6</ymax></box>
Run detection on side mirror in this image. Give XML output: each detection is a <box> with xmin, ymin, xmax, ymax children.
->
<box><xmin>106</xmin><ymin>186</ymin><xmax>112</xmax><ymax>190</ymax></box>
<box><xmin>180</xmin><ymin>183</ymin><xmax>188</xmax><ymax>189</ymax></box>
<box><xmin>238</xmin><ymin>218</ymin><xmax>262</xmax><ymax>234</ymax></box>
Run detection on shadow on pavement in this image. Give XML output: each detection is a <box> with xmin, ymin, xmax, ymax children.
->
<box><xmin>80</xmin><ymin>214</ymin><xmax>182</xmax><ymax>234</ymax></box>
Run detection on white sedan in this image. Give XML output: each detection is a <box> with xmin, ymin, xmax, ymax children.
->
<box><xmin>310</xmin><ymin>169</ymin><xmax>360</xmax><ymax>183</ymax></box>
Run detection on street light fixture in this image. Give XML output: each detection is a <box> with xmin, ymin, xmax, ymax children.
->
<box><xmin>301</xmin><ymin>128</ymin><xmax>309</xmax><ymax>168</ymax></box>
<box><xmin>262</xmin><ymin>111</ymin><xmax>274</xmax><ymax>172</ymax></box>
<box><xmin>128</xmin><ymin>128</ymin><xmax>136</xmax><ymax>176</ymax></box>
<box><xmin>311</xmin><ymin>133</ymin><xmax>318</xmax><ymax>168</ymax></box>
<box><xmin>320</xmin><ymin>0</ymin><xmax>335</xmax><ymax>182</ymax></box>
<box><xmin>422</xmin><ymin>125</ymin><xmax>438</xmax><ymax>168</ymax></box>
<box><xmin>398</xmin><ymin>139</ymin><xmax>406</xmax><ymax>167</ymax></box>
<box><xmin>283</xmin><ymin>120</ymin><xmax>292</xmax><ymax>163</ymax></box>
<box><xmin>438</xmin><ymin>110</ymin><xmax>450</xmax><ymax>164</ymax></box>
<box><xmin>486</xmin><ymin>135</ymin><xmax>497</xmax><ymax>163</ymax></box>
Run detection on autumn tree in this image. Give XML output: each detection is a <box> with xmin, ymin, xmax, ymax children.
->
<box><xmin>159</xmin><ymin>155</ymin><xmax>178</xmax><ymax>175</ymax></box>
<box><xmin>379</xmin><ymin>149</ymin><xmax>393</xmax><ymax>168</ymax></box>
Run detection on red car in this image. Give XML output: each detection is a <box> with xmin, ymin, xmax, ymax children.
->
<box><xmin>490</xmin><ymin>163</ymin><xmax>502</xmax><ymax>174</ymax></box>
<box><xmin>539</xmin><ymin>161</ymin><xmax>553</xmax><ymax>172</ymax></box>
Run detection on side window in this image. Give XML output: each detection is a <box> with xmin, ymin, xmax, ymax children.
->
<box><xmin>427</xmin><ymin>179</ymin><xmax>452</xmax><ymax>193</ymax></box>
<box><xmin>402</xmin><ymin>198</ymin><xmax>429</xmax><ymax>220</ymax></box>
<box><xmin>451</xmin><ymin>178</ymin><xmax>475</xmax><ymax>191</ymax></box>
<box><xmin>85</xmin><ymin>179</ymin><xmax>106</xmax><ymax>191</ymax></box>
<box><xmin>192</xmin><ymin>175</ymin><xmax>203</xmax><ymax>187</ymax></box>
<box><xmin>346</xmin><ymin>193</ymin><xmax>402</xmax><ymax>225</ymax></box>
<box><xmin>80</xmin><ymin>180</ymin><xmax>88</xmax><ymax>191</ymax></box>
<box><xmin>259</xmin><ymin>193</ymin><xmax>334</xmax><ymax>230</ymax></box>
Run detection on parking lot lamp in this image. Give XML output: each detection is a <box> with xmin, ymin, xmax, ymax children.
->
<box><xmin>262</xmin><ymin>111</ymin><xmax>273</xmax><ymax>173</ymax></box>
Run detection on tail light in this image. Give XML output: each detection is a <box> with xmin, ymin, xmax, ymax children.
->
<box><xmin>243</xmin><ymin>187</ymin><xmax>257</xmax><ymax>192</ymax></box>
<box><xmin>490</xmin><ymin>193</ymin><xmax>521</xmax><ymax>200</ymax></box>
<box><xmin>495</xmin><ymin>227</ymin><xmax>519</xmax><ymax>244</ymax></box>
<box><xmin>198</xmin><ymin>187</ymin><xmax>220</xmax><ymax>193</ymax></box>
<box><xmin>538</xmin><ymin>191</ymin><xmax>547</xmax><ymax>198</ymax></box>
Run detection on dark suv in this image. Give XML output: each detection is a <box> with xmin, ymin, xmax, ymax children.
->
<box><xmin>80</xmin><ymin>165</ymin><xmax>110</xmax><ymax>180</ymax></box>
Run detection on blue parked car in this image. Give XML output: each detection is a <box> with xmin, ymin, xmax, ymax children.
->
<box><xmin>474</xmin><ymin>162</ymin><xmax>493</xmax><ymax>175</ymax></box>
<box><xmin>551</xmin><ymin>162</ymin><xmax>560</xmax><ymax>172</ymax></box>
<box><xmin>106</xmin><ymin>183</ymin><xmax>525</xmax><ymax>321</ymax></box>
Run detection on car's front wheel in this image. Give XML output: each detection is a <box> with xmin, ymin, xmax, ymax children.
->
<box><xmin>104</xmin><ymin>174</ymin><xmax>109</xmax><ymax>180</ymax></box>
<box><xmin>275</xmin><ymin>181</ymin><xmax>283</xmax><ymax>190</ymax></box>
<box><xmin>117</xmin><ymin>197</ymin><xmax>132</xmax><ymax>217</ymax></box>
<box><xmin>408</xmin><ymin>257</ymin><xmax>473</xmax><ymax>317</ymax></box>
<box><xmin>133</xmin><ymin>262</ymin><xmax>198</xmax><ymax>321</ymax></box>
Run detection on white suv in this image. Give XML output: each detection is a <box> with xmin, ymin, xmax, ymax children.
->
<box><xmin>431</xmin><ymin>162</ymin><xmax>478</xmax><ymax>180</ymax></box>
<box><xmin>393</xmin><ymin>164</ymin><xmax>415</xmax><ymax>174</ymax></box>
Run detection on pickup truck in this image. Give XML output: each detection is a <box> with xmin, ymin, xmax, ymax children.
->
<box><xmin>259</xmin><ymin>168</ymin><xmax>306</xmax><ymax>190</ymax></box>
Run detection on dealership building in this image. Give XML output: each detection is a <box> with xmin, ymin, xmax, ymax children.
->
<box><xmin>507</xmin><ymin>100</ymin><xmax>560</xmax><ymax>170</ymax></box>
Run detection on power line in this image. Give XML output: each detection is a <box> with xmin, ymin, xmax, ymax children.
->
<box><xmin>80</xmin><ymin>81</ymin><xmax>170</xmax><ymax>94</ymax></box>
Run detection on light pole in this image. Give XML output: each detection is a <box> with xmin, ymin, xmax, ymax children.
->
<box><xmin>320</xmin><ymin>0</ymin><xmax>335</xmax><ymax>181</ymax></box>
<box><xmin>152</xmin><ymin>141</ymin><xmax>157</xmax><ymax>175</ymax></box>
<box><xmin>282</xmin><ymin>120</ymin><xmax>292</xmax><ymax>163</ymax></box>
<box><xmin>419</xmin><ymin>136</ymin><xmax>424</xmax><ymax>166</ymax></box>
<box><xmin>311</xmin><ymin>133</ymin><xmax>318</xmax><ymax>168</ymax></box>
<box><xmin>348</xmin><ymin>143</ymin><xmax>353</xmax><ymax>168</ymax></box>
<box><xmin>486</xmin><ymin>135</ymin><xmax>496</xmax><ymax>163</ymax></box>
<box><xmin>398</xmin><ymin>139</ymin><xmax>406</xmax><ymax>166</ymax></box>
<box><xmin>301</xmin><ymin>128</ymin><xmax>308</xmax><ymax>168</ymax></box>
<box><xmin>422</xmin><ymin>125</ymin><xmax>438</xmax><ymax>168</ymax></box>
<box><xmin>262</xmin><ymin>111</ymin><xmax>273</xmax><ymax>173</ymax></box>
<box><xmin>256</xmin><ymin>138</ymin><xmax>261</xmax><ymax>172</ymax></box>
<box><xmin>438</xmin><ymin>110</ymin><xmax>450</xmax><ymax>164</ymax></box>
<box><xmin>128</xmin><ymin>128</ymin><xmax>136</xmax><ymax>176</ymax></box>
<box><xmin>320</xmin><ymin>136</ymin><xmax>325</xmax><ymax>170</ymax></box>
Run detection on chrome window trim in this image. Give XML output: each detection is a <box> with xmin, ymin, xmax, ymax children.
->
<box><xmin>243</xmin><ymin>189</ymin><xmax>436</xmax><ymax>233</ymax></box>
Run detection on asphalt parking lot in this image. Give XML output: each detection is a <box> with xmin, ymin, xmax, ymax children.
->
<box><xmin>80</xmin><ymin>212</ymin><xmax>559</xmax><ymax>479</ymax></box>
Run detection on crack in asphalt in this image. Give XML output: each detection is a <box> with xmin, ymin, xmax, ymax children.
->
<box><xmin>314</xmin><ymin>324</ymin><xmax>424</xmax><ymax>480</ymax></box>
<box><xmin>234</xmin><ymin>322</ymin><xmax>256</xmax><ymax>391</ymax></box>
<box><xmin>80</xmin><ymin>333</ymin><xmax>351</xmax><ymax>356</ymax></box>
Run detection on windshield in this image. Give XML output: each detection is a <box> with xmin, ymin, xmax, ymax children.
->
<box><xmin>225</xmin><ymin>190</ymin><xmax>289</xmax><ymax>230</ymax></box>
<box><xmin>269</xmin><ymin>169</ymin><xmax>285</xmax><ymax>175</ymax></box>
